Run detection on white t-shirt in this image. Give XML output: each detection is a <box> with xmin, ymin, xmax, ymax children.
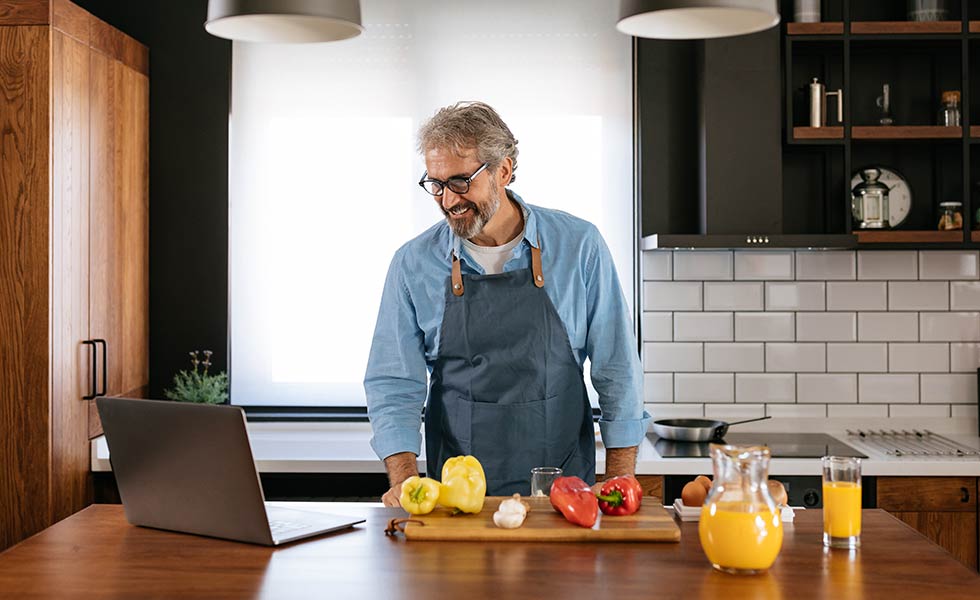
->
<box><xmin>462</xmin><ymin>230</ymin><xmax>525</xmax><ymax>275</ymax></box>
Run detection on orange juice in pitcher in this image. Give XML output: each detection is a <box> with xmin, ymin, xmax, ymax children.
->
<box><xmin>698</xmin><ymin>445</ymin><xmax>783</xmax><ymax>574</ymax></box>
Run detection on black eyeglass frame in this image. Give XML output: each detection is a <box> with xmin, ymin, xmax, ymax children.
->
<box><xmin>418</xmin><ymin>162</ymin><xmax>489</xmax><ymax>196</ymax></box>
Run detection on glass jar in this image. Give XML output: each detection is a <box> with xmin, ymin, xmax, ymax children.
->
<box><xmin>908</xmin><ymin>0</ymin><xmax>948</xmax><ymax>21</ymax></box>
<box><xmin>939</xmin><ymin>90</ymin><xmax>961</xmax><ymax>127</ymax></box>
<box><xmin>699</xmin><ymin>445</ymin><xmax>784</xmax><ymax>575</ymax></box>
<box><xmin>938</xmin><ymin>201</ymin><xmax>963</xmax><ymax>230</ymax></box>
<box><xmin>851</xmin><ymin>168</ymin><xmax>890</xmax><ymax>229</ymax></box>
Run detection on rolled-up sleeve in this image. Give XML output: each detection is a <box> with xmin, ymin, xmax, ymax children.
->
<box><xmin>583</xmin><ymin>227</ymin><xmax>651</xmax><ymax>448</ymax></box>
<box><xmin>364</xmin><ymin>249</ymin><xmax>429</xmax><ymax>460</ymax></box>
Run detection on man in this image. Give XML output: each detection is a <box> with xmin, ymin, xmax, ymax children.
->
<box><xmin>365</xmin><ymin>101</ymin><xmax>649</xmax><ymax>506</ymax></box>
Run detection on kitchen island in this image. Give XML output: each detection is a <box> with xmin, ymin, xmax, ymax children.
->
<box><xmin>0</xmin><ymin>503</ymin><xmax>976</xmax><ymax>598</ymax></box>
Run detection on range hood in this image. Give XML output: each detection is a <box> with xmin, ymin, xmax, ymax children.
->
<box><xmin>637</xmin><ymin>28</ymin><xmax>857</xmax><ymax>250</ymax></box>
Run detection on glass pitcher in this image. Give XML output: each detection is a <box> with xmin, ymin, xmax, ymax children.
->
<box><xmin>698</xmin><ymin>445</ymin><xmax>784</xmax><ymax>575</ymax></box>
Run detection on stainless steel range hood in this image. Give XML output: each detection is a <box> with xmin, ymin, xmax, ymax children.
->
<box><xmin>642</xmin><ymin>233</ymin><xmax>857</xmax><ymax>250</ymax></box>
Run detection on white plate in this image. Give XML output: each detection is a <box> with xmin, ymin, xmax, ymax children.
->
<box><xmin>851</xmin><ymin>167</ymin><xmax>912</xmax><ymax>228</ymax></box>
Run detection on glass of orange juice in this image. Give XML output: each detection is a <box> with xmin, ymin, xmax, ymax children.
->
<box><xmin>822</xmin><ymin>456</ymin><xmax>862</xmax><ymax>549</ymax></box>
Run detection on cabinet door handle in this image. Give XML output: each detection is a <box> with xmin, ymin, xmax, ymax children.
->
<box><xmin>961</xmin><ymin>487</ymin><xmax>970</xmax><ymax>503</ymax></box>
<box><xmin>93</xmin><ymin>339</ymin><xmax>107</xmax><ymax>397</ymax></box>
<box><xmin>82</xmin><ymin>340</ymin><xmax>97</xmax><ymax>400</ymax></box>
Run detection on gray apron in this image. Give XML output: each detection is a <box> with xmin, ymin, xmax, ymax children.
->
<box><xmin>425</xmin><ymin>244</ymin><xmax>595</xmax><ymax>496</ymax></box>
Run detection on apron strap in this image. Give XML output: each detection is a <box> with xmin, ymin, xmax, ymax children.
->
<box><xmin>451</xmin><ymin>252</ymin><xmax>464</xmax><ymax>296</ymax></box>
<box><xmin>531</xmin><ymin>240</ymin><xmax>544</xmax><ymax>288</ymax></box>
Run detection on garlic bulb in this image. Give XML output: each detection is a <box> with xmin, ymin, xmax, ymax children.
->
<box><xmin>493</xmin><ymin>493</ymin><xmax>530</xmax><ymax>529</ymax></box>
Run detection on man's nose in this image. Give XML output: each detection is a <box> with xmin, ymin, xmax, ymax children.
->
<box><xmin>441</xmin><ymin>188</ymin><xmax>462</xmax><ymax>210</ymax></box>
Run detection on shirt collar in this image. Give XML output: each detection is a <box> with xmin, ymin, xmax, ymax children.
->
<box><xmin>445</xmin><ymin>189</ymin><xmax>539</xmax><ymax>261</ymax></box>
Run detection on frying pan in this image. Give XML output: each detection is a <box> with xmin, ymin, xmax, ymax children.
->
<box><xmin>651</xmin><ymin>416</ymin><xmax>772</xmax><ymax>442</ymax></box>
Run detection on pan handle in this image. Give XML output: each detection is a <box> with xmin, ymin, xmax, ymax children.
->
<box><xmin>726</xmin><ymin>416</ymin><xmax>772</xmax><ymax>427</ymax></box>
<box><xmin>712</xmin><ymin>416</ymin><xmax>772</xmax><ymax>440</ymax></box>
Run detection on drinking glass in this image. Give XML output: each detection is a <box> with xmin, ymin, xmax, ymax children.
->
<box><xmin>822</xmin><ymin>456</ymin><xmax>862</xmax><ymax>549</ymax></box>
<box><xmin>530</xmin><ymin>467</ymin><xmax>562</xmax><ymax>497</ymax></box>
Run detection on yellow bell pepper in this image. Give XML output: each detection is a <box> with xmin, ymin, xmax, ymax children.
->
<box><xmin>439</xmin><ymin>455</ymin><xmax>487</xmax><ymax>514</ymax></box>
<box><xmin>399</xmin><ymin>476</ymin><xmax>441</xmax><ymax>515</ymax></box>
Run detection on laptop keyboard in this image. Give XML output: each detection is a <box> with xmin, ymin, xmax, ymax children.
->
<box><xmin>269</xmin><ymin>520</ymin><xmax>312</xmax><ymax>537</ymax></box>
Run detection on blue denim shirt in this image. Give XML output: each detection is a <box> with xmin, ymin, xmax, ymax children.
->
<box><xmin>364</xmin><ymin>191</ymin><xmax>650</xmax><ymax>460</ymax></box>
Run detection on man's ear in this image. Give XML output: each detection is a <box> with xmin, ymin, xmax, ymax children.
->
<box><xmin>497</xmin><ymin>156</ymin><xmax>513</xmax><ymax>187</ymax></box>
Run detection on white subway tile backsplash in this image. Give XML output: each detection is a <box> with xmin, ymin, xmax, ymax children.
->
<box><xmin>643</xmin><ymin>250</ymin><xmax>980</xmax><ymax>424</ymax></box>
<box><xmin>735</xmin><ymin>313</ymin><xmax>795</xmax><ymax>341</ymax></box>
<box><xmin>705</xmin><ymin>343</ymin><xmax>764</xmax><ymax>372</ymax></box>
<box><xmin>766</xmin><ymin>343</ymin><xmax>826</xmax><ymax>372</ymax></box>
<box><xmin>920</xmin><ymin>374</ymin><xmax>977</xmax><ymax>404</ymax></box>
<box><xmin>919</xmin><ymin>251</ymin><xmax>980</xmax><ymax>280</ymax></box>
<box><xmin>826</xmin><ymin>282</ymin><xmax>887</xmax><ymax>311</ymax></box>
<box><xmin>798</xmin><ymin>374</ymin><xmax>857</xmax><ymax>403</ymax></box>
<box><xmin>642</xmin><ymin>251</ymin><xmax>672</xmax><ymax>280</ymax></box>
<box><xmin>889</xmin><ymin>405</ymin><xmax>950</xmax><ymax>418</ymax></box>
<box><xmin>642</xmin><ymin>313</ymin><xmax>672</xmax><ymax>342</ymax></box>
<box><xmin>765</xmin><ymin>282</ymin><xmax>825</xmax><ymax>311</ymax></box>
<box><xmin>888</xmin><ymin>343</ymin><xmax>950</xmax><ymax>373</ymax></box>
<box><xmin>797</xmin><ymin>312</ymin><xmax>856</xmax><ymax>342</ymax></box>
<box><xmin>673</xmin><ymin>251</ymin><xmax>732</xmax><ymax>281</ymax></box>
<box><xmin>644</xmin><ymin>282</ymin><xmax>702</xmax><ymax>311</ymax></box>
<box><xmin>796</xmin><ymin>251</ymin><xmax>856</xmax><ymax>280</ymax></box>
<box><xmin>858</xmin><ymin>374</ymin><xmax>919</xmax><ymax>404</ymax></box>
<box><xmin>645</xmin><ymin>403</ymin><xmax>704</xmax><ymax>419</ymax></box>
<box><xmin>675</xmin><ymin>374</ymin><xmax>734</xmax><ymax>403</ymax></box>
<box><xmin>643</xmin><ymin>373</ymin><xmax>673</xmax><ymax>403</ymax></box>
<box><xmin>888</xmin><ymin>281</ymin><xmax>949</xmax><ymax>311</ymax></box>
<box><xmin>644</xmin><ymin>343</ymin><xmax>703</xmax><ymax>372</ymax></box>
<box><xmin>951</xmin><ymin>343</ymin><xmax>980</xmax><ymax>372</ymax></box>
<box><xmin>766</xmin><ymin>404</ymin><xmax>826</xmax><ymax>418</ymax></box>
<box><xmin>734</xmin><ymin>251</ymin><xmax>794</xmax><ymax>280</ymax></box>
<box><xmin>704</xmin><ymin>282</ymin><xmax>764</xmax><ymax>311</ymax></box>
<box><xmin>920</xmin><ymin>313</ymin><xmax>980</xmax><ymax>342</ymax></box>
<box><xmin>951</xmin><ymin>282</ymin><xmax>980</xmax><ymax>310</ymax></box>
<box><xmin>827</xmin><ymin>343</ymin><xmax>887</xmax><ymax>373</ymax></box>
<box><xmin>857</xmin><ymin>251</ymin><xmax>917</xmax><ymax>280</ymax></box>
<box><xmin>857</xmin><ymin>312</ymin><xmax>918</xmax><ymax>341</ymax></box>
<box><xmin>674</xmin><ymin>312</ymin><xmax>733</xmax><ymax>342</ymax></box>
<box><xmin>828</xmin><ymin>404</ymin><xmax>888</xmax><ymax>418</ymax></box>
<box><xmin>736</xmin><ymin>373</ymin><xmax>795</xmax><ymax>403</ymax></box>
<box><xmin>704</xmin><ymin>404</ymin><xmax>766</xmax><ymax>420</ymax></box>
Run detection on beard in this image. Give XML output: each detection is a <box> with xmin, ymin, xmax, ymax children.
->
<box><xmin>442</xmin><ymin>179</ymin><xmax>501</xmax><ymax>240</ymax></box>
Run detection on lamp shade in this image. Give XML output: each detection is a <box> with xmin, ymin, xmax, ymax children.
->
<box><xmin>617</xmin><ymin>0</ymin><xmax>779</xmax><ymax>39</ymax></box>
<box><xmin>205</xmin><ymin>0</ymin><xmax>363</xmax><ymax>43</ymax></box>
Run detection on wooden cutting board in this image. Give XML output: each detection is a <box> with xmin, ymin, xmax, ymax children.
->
<box><xmin>401</xmin><ymin>496</ymin><xmax>681</xmax><ymax>542</ymax></box>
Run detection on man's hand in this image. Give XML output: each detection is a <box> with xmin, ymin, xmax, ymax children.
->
<box><xmin>596</xmin><ymin>445</ymin><xmax>639</xmax><ymax>493</ymax></box>
<box><xmin>382</xmin><ymin>482</ymin><xmax>404</xmax><ymax>507</ymax></box>
<box><xmin>382</xmin><ymin>451</ymin><xmax>420</xmax><ymax>508</ymax></box>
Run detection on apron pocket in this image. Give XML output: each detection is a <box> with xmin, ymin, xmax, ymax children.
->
<box><xmin>470</xmin><ymin>396</ymin><xmax>548</xmax><ymax>493</ymax></box>
<box><xmin>438</xmin><ymin>392</ymin><xmax>473</xmax><ymax>457</ymax></box>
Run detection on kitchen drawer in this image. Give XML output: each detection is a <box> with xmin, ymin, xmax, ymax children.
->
<box><xmin>891</xmin><ymin>511</ymin><xmax>978</xmax><ymax>571</ymax></box>
<box><xmin>877</xmin><ymin>477</ymin><xmax>977</xmax><ymax>512</ymax></box>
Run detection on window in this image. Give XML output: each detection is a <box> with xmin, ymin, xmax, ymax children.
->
<box><xmin>230</xmin><ymin>0</ymin><xmax>633</xmax><ymax>406</ymax></box>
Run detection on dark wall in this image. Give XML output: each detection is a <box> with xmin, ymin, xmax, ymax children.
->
<box><xmin>73</xmin><ymin>1</ymin><xmax>230</xmax><ymax>397</ymax></box>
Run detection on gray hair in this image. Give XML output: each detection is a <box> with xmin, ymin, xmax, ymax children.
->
<box><xmin>417</xmin><ymin>101</ymin><xmax>519</xmax><ymax>184</ymax></box>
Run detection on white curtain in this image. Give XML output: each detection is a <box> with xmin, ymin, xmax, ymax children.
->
<box><xmin>230</xmin><ymin>0</ymin><xmax>634</xmax><ymax>406</ymax></box>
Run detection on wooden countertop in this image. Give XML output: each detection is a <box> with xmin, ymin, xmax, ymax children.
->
<box><xmin>0</xmin><ymin>504</ymin><xmax>977</xmax><ymax>598</ymax></box>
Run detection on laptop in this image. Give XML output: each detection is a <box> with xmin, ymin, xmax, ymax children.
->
<box><xmin>96</xmin><ymin>397</ymin><xmax>365</xmax><ymax>545</ymax></box>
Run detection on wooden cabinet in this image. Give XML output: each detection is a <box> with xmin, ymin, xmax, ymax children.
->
<box><xmin>877</xmin><ymin>477</ymin><xmax>978</xmax><ymax>570</ymax></box>
<box><xmin>0</xmin><ymin>0</ymin><xmax>148</xmax><ymax>551</ymax></box>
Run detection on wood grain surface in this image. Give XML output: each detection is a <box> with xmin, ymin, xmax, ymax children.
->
<box><xmin>51</xmin><ymin>0</ymin><xmax>87</xmax><ymax>43</ymax></box>
<box><xmin>855</xmin><ymin>230</ymin><xmax>964</xmax><ymax>244</ymax></box>
<box><xmin>878</xmin><ymin>477</ymin><xmax>977</xmax><ymax>512</ymax></box>
<box><xmin>50</xmin><ymin>28</ymin><xmax>92</xmax><ymax>525</ymax></box>
<box><xmin>851</xmin><ymin>21</ymin><xmax>962</xmax><ymax>34</ymax></box>
<box><xmin>786</xmin><ymin>22</ymin><xmax>843</xmax><ymax>35</ymax></box>
<box><xmin>89</xmin><ymin>12</ymin><xmax>148</xmax><ymax>75</ymax></box>
<box><xmin>891</xmin><ymin>511</ymin><xmax>978</xmax><ymax>570</ymax></box>
<box><xmin>0</xmin><ymin>25</ymin><xmax>50</xmax><ymax>551</ymax></box>
<box><xmin>402</xmin><ymin>496</ymin><xmax>680</xmax><ymax>542</ymax></box>
<box><xmin>0</xmin><ymin>505</ymin><xmax>977</xmax><ymax>598</ymax></box>
<box><xmin>793</xmin><ymin>126</ymin><xmax>844</xmax><ymax>139</ymax></box>
<box><xmin>852</xmin><ymin>125</ymin><xmax>962</xmax><ymax>139</ymax></box>
<box><xmin>0</xmin><ymin>0</ymin><xmax>49</xmax><ymax>25</ymax></box>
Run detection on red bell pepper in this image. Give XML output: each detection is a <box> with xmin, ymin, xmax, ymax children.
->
<box><xmin>595</xmin><ymin>475</ymin><xmax>643</xmax><ymax>516</ymax></box>
<box><xmin>549</xmin><ymin>476</ymin><xmax>598</xmax><ymax>528</ymax></box>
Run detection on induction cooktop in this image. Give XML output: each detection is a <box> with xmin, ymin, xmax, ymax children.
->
<box><xmin>649</xmin><ymin>432</ymin><xmax>868</xmax><ymax>459</ymax></box>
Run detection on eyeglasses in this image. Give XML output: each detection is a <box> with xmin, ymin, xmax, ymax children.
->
<box><xmin>418</xmin><ymin>162</ymin><xmax>488</xmax><ymax>196</ymax></box>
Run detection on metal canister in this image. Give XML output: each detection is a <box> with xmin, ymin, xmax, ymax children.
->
<box><xmin>809</xmin><ymin>78</ymin><xmax>825</xmax><ymax>127</ymax></box>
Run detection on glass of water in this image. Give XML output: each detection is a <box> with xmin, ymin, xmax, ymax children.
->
<box><xmin>530</xmin><ymin>467</ymin><xmax>562</xmax><ymax>497</ymax></box>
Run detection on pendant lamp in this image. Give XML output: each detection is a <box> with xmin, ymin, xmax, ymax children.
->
<box><xmin>205</xmin><ymin>0</ymin><xmax>363</xmax><ymax>43</ymax></box>
<box><xmin>617</xmin><ymin>0</ymin><xmax>779</xmax><ymax>40</ymax></box>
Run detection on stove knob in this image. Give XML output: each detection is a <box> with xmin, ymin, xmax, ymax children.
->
<box><xmin>803</xmin><ymin>489</ymin><xmax>820</xmax><ymax>508</ymax></box>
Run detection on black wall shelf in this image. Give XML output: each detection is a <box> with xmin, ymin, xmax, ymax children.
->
<box><xmin>782</xmin><ymin>0</ymin><xmax>980</xmax><ymax>247</ymax></box>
